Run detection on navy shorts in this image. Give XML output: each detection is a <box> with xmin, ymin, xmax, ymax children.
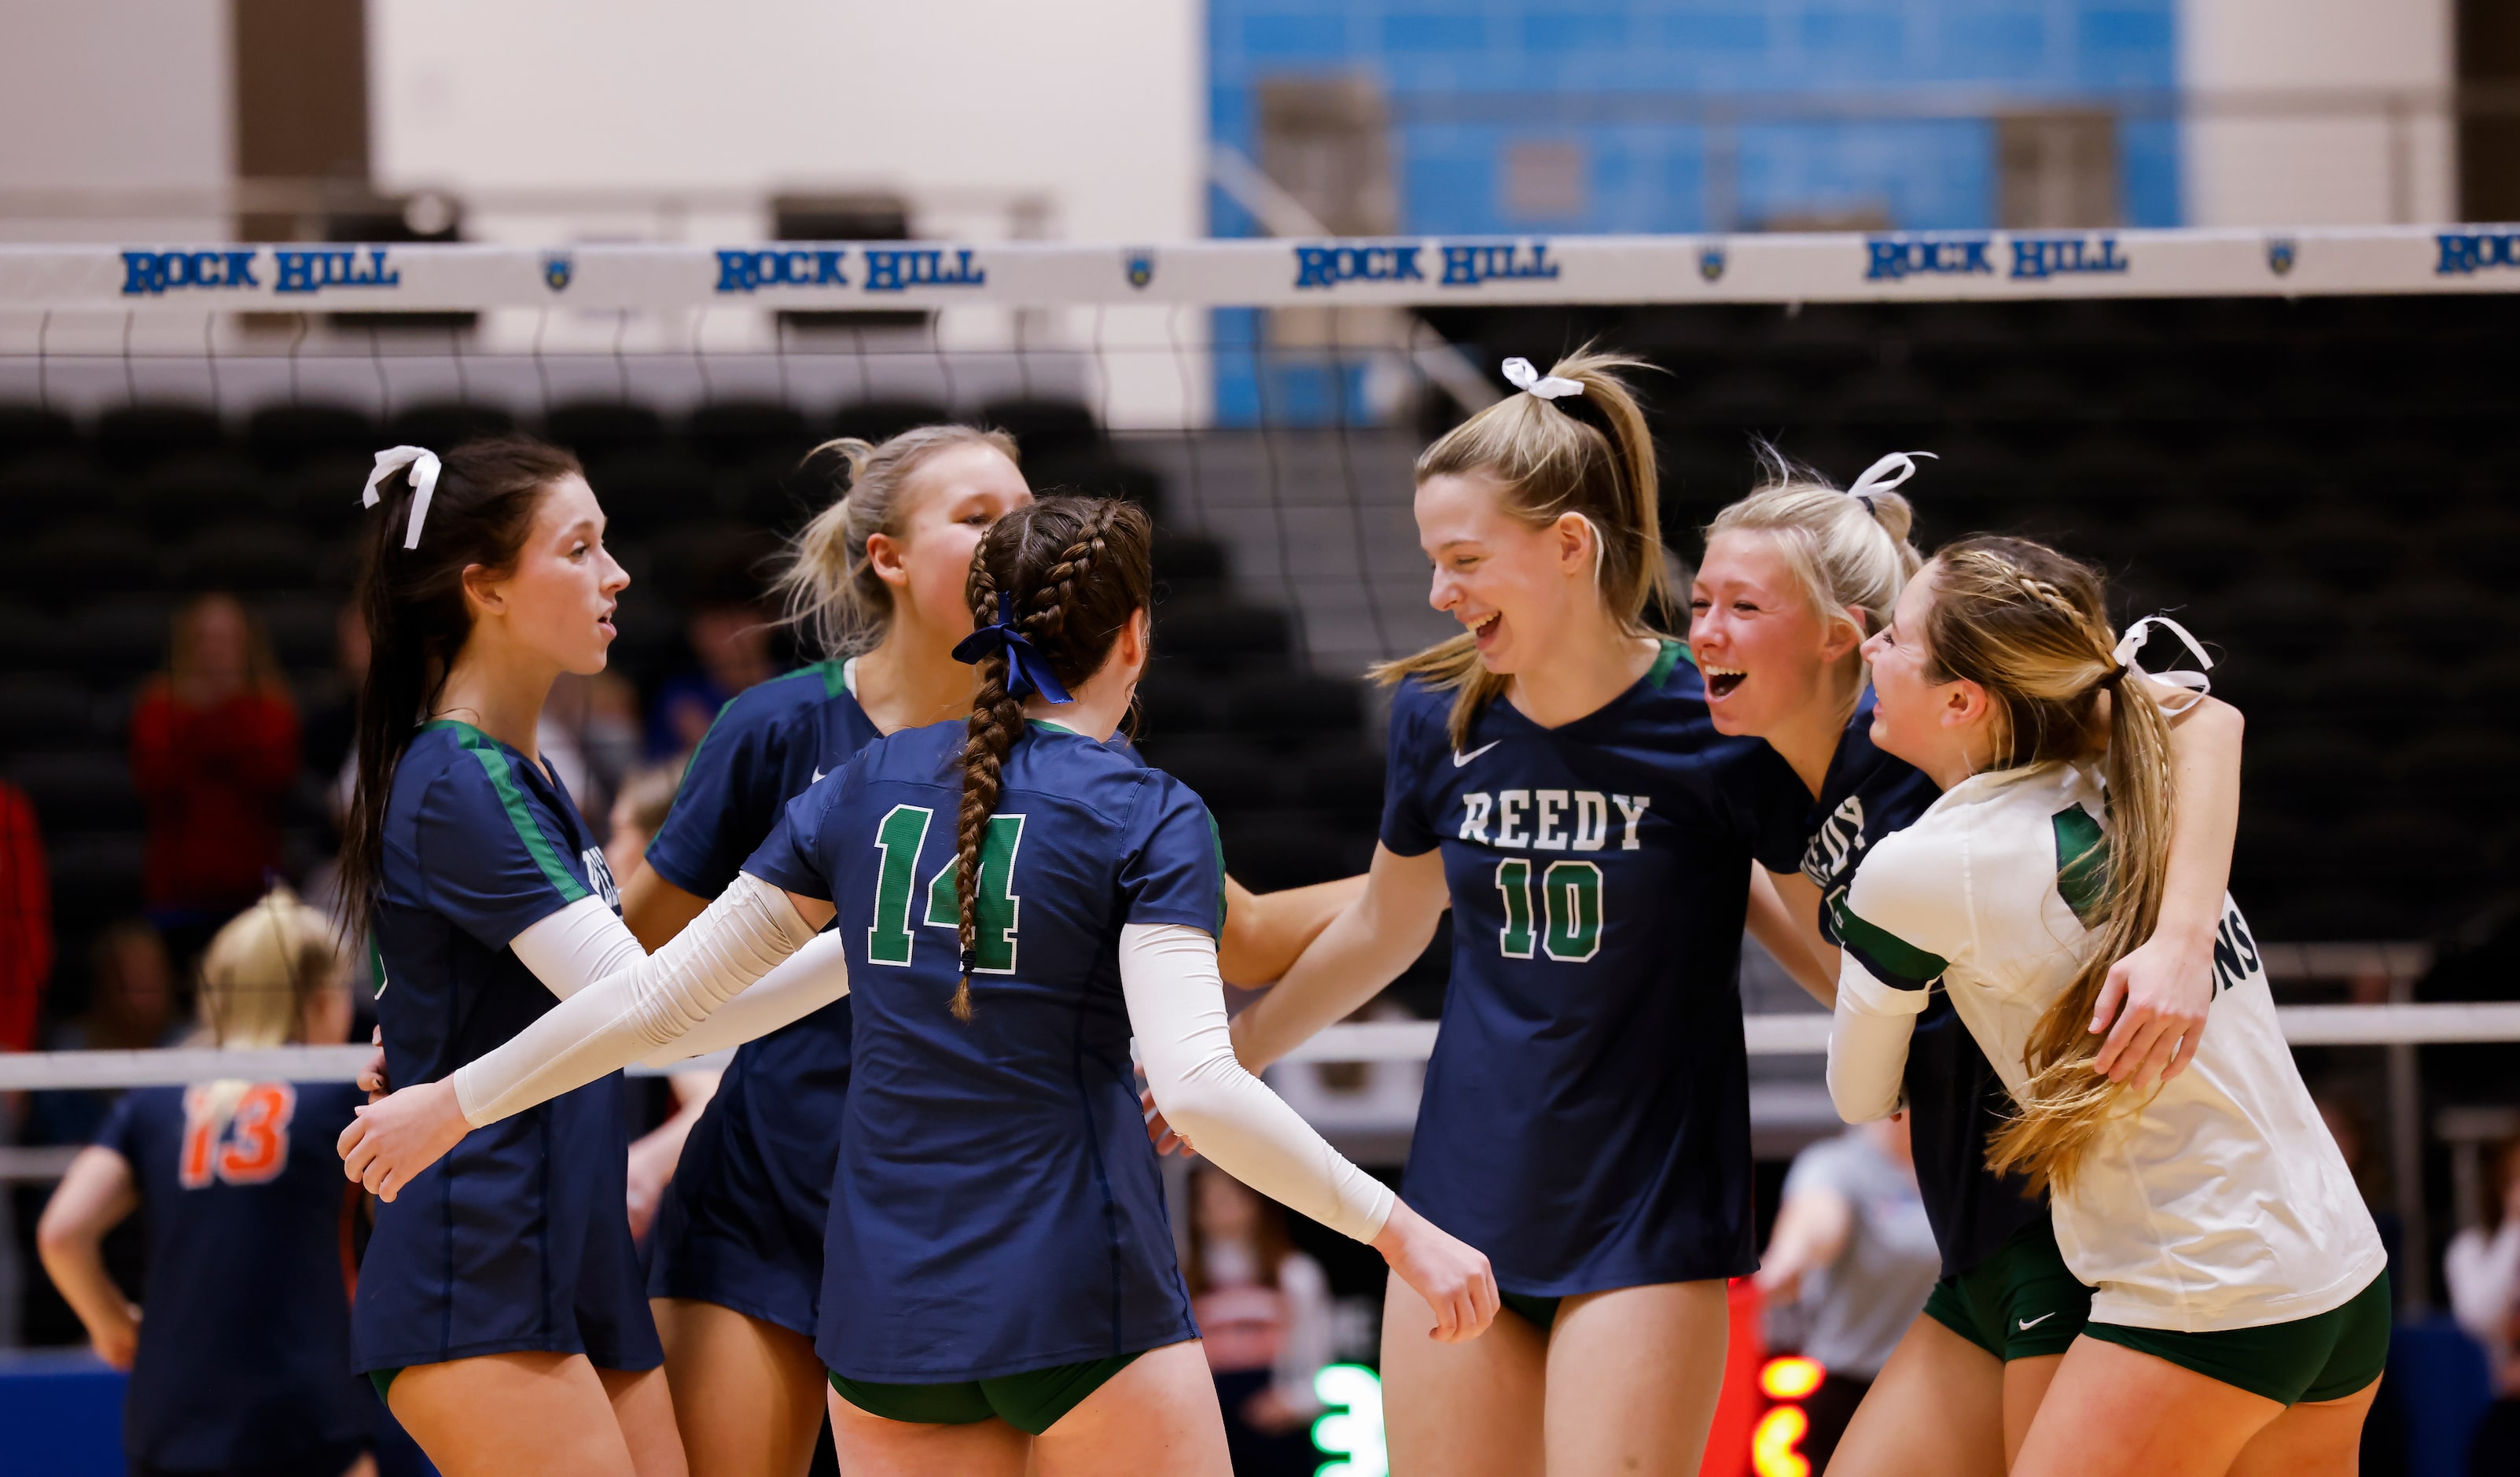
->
<box><xmin>648</xmin><ymin>1004</ymin><xmax>852</xmax><ymax>1338</ymax></box>
<box><xmin>353</xmin><ymin>1079</ymin><xmax>662</xmax><ymax>1374</ymax></box>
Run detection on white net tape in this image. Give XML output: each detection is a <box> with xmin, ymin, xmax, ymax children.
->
<box><xmin>4</xmin><ymin>1003</ymin><xmax>2515</xmax><ymax>1093</ymax></box>
<box><xmin>6</xmin><ymin>225</ymin><xmax>2519</xmax><ymax>316</ymax></box>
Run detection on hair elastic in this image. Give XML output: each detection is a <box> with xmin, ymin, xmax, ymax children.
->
<box><xmin>1502</xmin><ymin>357</ymin><xmax>1584</xmax><ymax>400</ymax></box>
<box><xmin>1845</xmin><ymin>450</ymin><xmax>1935</xmax><ymax>514</ymax></box>
<box><xmin>360</xmin><ymin>446</ymin><xmax>443</xmax><ymax>551</ymax></box>
<box><xmin>2109</xmin><ymin>614</ymin><xmax>2215</xmax><ymax>713</ymax></box>
<box><xmin>951</xmin><ymin>591</ymin><xmax>1075</xmax><ymax>705</ymax></box>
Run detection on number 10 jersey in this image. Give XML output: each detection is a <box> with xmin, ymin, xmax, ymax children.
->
<box><xmin>1379</xmin><ymin>643</ymin><xmax>1801</xmax><ymax>1297</ymax></box>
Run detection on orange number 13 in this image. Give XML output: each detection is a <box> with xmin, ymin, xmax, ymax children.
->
<box><xmin>178</xmin><ymin>1082</ymin><xmax>296</xmax><ymax>1188</ymax></box>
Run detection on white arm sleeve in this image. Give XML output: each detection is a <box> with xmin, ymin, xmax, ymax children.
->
<box><xmin>1827</xmin><ymin>959</ymin><xmax>1919</xmax><ymax>1124</ymax></box>
<box><xmin>1122</xmin><ymin>922</ymin><xmax>1394</xmax><ymax>1243</ymax></box>
<box><xmin>453</xmin><ymin>874</ymin><xmax>822</xmax><ymax>1127</ymax></box>
<box><xmin>509</xmin><ymin>896</ymin><xmax>648</xmax><ymax>1000</ymax></box>
<box><xmin>636</xmin><ymin>929</ymin><xmax>851</xmax><ymax>1067</ymax></box>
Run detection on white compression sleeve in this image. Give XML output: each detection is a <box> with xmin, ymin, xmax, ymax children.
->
<box><xmin>509</xmin><ymin>897</ymin><xmax>648</xmax><ymax>1000</ymax></box>
<box><xmin>1122</xmin><ymin>922</ymin><xmax>1394</xmax><ymax>1243</ymax></box>
<box><xmin>1827</xmin><ymin>957</ymin><xmax>1922</xmax><ymax>1124</ymax></box>
<box><xmin>637</xmin><ymin>928</ymin><xmax>850</xmax><ymax>1067</ymax></box>
<box><xmin>453</xmin><ymin>875</ymin><xmax>822</xmax><ymax>1127</ymax></box>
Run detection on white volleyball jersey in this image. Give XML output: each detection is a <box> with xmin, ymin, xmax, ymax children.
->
<box><xmin>1834</xmin><ymin>761</ymin><xmax>2386</xmax><ymax>1334</ymax></box>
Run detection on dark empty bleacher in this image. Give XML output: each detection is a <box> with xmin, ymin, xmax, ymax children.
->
<box><xmin>0</xmin><ymin>392</ymin><xmax>1381</xmax><ymax>1023</ymax></box>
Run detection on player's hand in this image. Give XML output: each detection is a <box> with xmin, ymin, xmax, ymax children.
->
<box><xmin>624</xmin><ymin>1128</ymin><xmax>678</xmax><ymax>1240</ymax></box>
<box><xmin>1138</xmin><ymin>1074</ymin><xmax>1196</xmax><ymax>1158</ymax></box>
<box><xmin>2089</xmin><ymin>928</ymin><xmax>2213</xmax><ymax>1090</ymax></box>
<box><xmin>90</xmin><ymin>1305</ymin><xmax>139</xmax><ymax>1371</ymax></box>
<box><xmin>1373</xmin><ymin>1199</ymin><xmax>1497</xmax><ymax>1343</ymax></box>
<box><xmin>338</xmin><ymin>1079</ymin><xmax>470</xmax><ymax>1202</ymax></box>
<box><xmin>357</xmin><ymin>1026</ymin><xmax>391</xmax><ymax>1103</ymax></box>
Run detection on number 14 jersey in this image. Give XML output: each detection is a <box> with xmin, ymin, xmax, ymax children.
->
<box><xmin>1380</xmin><ymin>642</ymin><xmax>1797</xmax><ymax>1296</ymax></box>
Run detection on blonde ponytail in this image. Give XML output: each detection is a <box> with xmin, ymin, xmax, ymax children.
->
<box><xmin>771</xmin><ymin>425</ymin><xmax>1021</xmax><ymax>657</ymax></box>
<box><xmin>194</xmin><ymin>885</ymin><xmax>346</xmax><ymax>1133</ymax></box>
<box><xmin>1916</xmin><ymin>538</ymin><xmax>2178</xmax><ymax>1192</ymax></box>
<box><xmin>1372</xmin><ymin>348</ymin><xmax>1672</xmax><ymax>749</ymax></box>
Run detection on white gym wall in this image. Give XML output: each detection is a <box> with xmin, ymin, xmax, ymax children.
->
<box><xmin>2179</xmin><ymin>0</ymin><xmax>2459</xmax><ymax>226</ymax></box>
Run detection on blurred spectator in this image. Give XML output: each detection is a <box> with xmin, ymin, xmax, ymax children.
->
<box><xmin>647</xmin><ymin>602</ymin><xmax>775</xmax><ymax>758</ymax></box>
<box><xmin>0</xmin><ymin>777</ymin><xmax>49</xmax><ymax>1349</ymax></box>
<box><xmin>129</xmin><ymin>594</ymin><xmax>300</xmax><ymax>958</ymax></box>
<box><xmin>2450</xmin><ymin>1138</ymin><xmax>2520</xmax><ymax>1474</ymax></box>
<box><xmin>544</xmin><ymin>671</ymin><xmax>642</xmax><ymax>839</ymax></box>
<box><xmin>1755</xmin><ymin>1114</ymin><xmax>1941</xmax><ymax>1471</ymax></box>
<box><xmin>305</xmin><ymin>599</ymin><xmax>371</xmax><ymax>819</ymax></box>
<box><xmin>605</xmin><ymin>764</ymin><xmax>685</xmax><ymax>886</ymax></box>
<box><xmin>30</xmin><ymin>920</ymin><xmax>182</xmax><ymax>1147</ymax></box>
<box><xmin>1185</xmin><ymin>1166</ymin><xmax>1334</xmax><ymax>1477</ymax></box>
<box><xmin>0</xmin><ymin>776</ymin><xmax>51</xmax><ymax>1054</ymax></box>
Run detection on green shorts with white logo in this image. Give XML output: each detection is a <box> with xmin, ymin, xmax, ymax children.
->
<box><xmin>2085</xmin><ymin>1272</ymin><xmax>2390</xmax><ymax>1407</ymax></box>
<box><xmin>826</xmin><ymin>1351</ymin><xmax>1141</xmax><ymax>1436</ymax></box>
<box><xmin>1921</xmin><ymin>1216</ymin><xmax>2094</xmax><ymax>1361</ymax></box>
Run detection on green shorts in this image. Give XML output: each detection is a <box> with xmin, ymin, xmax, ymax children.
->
<box><xmin>1922</xmin><ymin>1217</ymin><xmax>2094</xmax><ymax>1362</ymax></box>
<box><xmin>2086</xmin><ymin>1272</ymin><xmax>2390</xmax><ymax>1408</ymax></box>
<box><xmin>1501</xmin><ymin>1291</ymin><xmax>1562</xmax><ymax>1332</ymax></box>
<box><xmin>826</xmin><ymin>1351</ymin><xmax>1142</xmax><ymax>1436</ymax></box>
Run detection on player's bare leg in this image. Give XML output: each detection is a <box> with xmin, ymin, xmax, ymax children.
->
<box><xmin>652</xmin><ymin>1298</ymin><xmax>826</xmax><ymax>1477</ymax></box>
<box><xmin>1825</xmin><ymin>1314</ymin><xmax>2007</xmax><ymax>1477</ymax></box>
<box><xmin>1543</xmin><ymin>1280</ymin><xmax>1731</xmax><ymax>1476</ymax></box>
<box><xmin>1380</xmin><ymin>1269</ymin><xmax>1547</xmax><ymax>1477</ymax></box>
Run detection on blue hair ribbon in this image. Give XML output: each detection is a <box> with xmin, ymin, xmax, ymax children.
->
<box><xmin>951</xmin><ymin>592</ymin><xmax>1075</xmax><ymax>705</ymax></box>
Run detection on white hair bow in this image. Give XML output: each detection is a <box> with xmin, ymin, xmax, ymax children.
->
<box><xmin>1846</xmin><ymin>451</ymin><xmax>1936</xmax><ymax>508</ymax></box>
<box><xmin>2113</xmin><ymin>614</ymin><xmax>2215</xmax><ymax>714</ymax></box>
<box><xmin>1502</xmin><ymin>357</ymin><xmax>1585</xmax><ymax>400</ymax></box>
<box><xmin>361</xmin><ymin>446</ymin><xmax>443</xmax><ymax>550</ymax></box>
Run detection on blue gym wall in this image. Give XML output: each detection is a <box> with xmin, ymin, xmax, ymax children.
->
<box><xmin>1206</xmin><ymin>2</ymin><xmax>2182</xmax><ymax>424</ymax></box>
<box><xmin>1208</xmin><ymin>0</ymin><xmax>2182</xmax><ymax>237</ymax></box>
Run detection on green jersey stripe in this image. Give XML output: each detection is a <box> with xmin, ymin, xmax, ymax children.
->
<box><xmin>1834</xmin><ymin>895</ymin><xmax>1948</xmax><ymax>988</ymax></box>
<box><xmin>2051</xmin><ymin>804</ymin><xmax>2110</xmax><ymax>926</ymax></box>
<box><xmin>429</xmin><ymin>720</ymin><xmax>590</xmax><ymax>905</ymax></box>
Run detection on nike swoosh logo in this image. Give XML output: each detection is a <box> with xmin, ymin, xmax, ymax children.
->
<box><xmin>2017</xmin><ymin>1312</ymin><xmax>2055</xmax><ymax>1330</ymax></box>
<box><xmin>1452</xmin><ymin>742</ymin><xmax>1501</xmax><ymax>768</ymax></box>
<box><xmin>811</xmin><ymin>768</ymin><xmax>826</xmax><ymax>783</ymax></box>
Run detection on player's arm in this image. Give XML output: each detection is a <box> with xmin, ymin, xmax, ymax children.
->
<box><xmin>1749</xmin><ymin>864</ymin><xmax>1835</xmax><ymax>1009</ymax></box>
<box><xmin>2091</xmin><ymin>687</ymin><xmax>2244</xmax><ymax>1088</ymax></box>
<box><xmin>342</xmin><ymin>878</ymin><xmax>841</xmax><ymax>1200</ymax></box>
<box><xmin>1752</xmin><ymin>1179</ymin><xmax>1854</xmax><ymax>1305</ymax></box>
<box><xmin>620</xmin><ymin>860</ymin><xmax>711</xmax><ymax>952</ymax></box>
<box><xmin>1217</xmin><ymin>873</ymin><xmax>1370</xmax><ymax>988</ymax></box>
<box><xmin>1227</xmin><ymin>843</ymin><xmax>1449</xmax><ymax>1074</ymax></box>
<box><xmin>1828</xmin><ymin>840</ymin><xmax>1948</xmax><ymax>1124</ymax></box>
<box><xmin>35</xmin><ymin>1147</ymin><xmax>142</xmax><ymax>1370</ymax></box>
<box><xmin>626</xmin><ymin>1067</ymin><xmax>721</xmax><ymax>1239</ymax></box>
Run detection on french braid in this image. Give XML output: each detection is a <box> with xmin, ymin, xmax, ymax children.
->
<box><xmin>950</xmin><ymin>497</ymin><xmax>1153</xmax><ymax>1019</ymax></box>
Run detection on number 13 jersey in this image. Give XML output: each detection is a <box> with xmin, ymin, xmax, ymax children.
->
<box><xmin>1380</xmin><ymin>642</ymin><xmax>1793</xmax><ymax>1296</ymax></box>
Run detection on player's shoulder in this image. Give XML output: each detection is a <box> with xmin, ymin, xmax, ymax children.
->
<box><xmin>1384</xmin><ymin>669</ymin><xmax>1453</xmax><ymax>732</ymax></box>
<box><xmin>719</xmin><ymin>661</ymin><xmax>856</xmax><ymax>733</ymax></box>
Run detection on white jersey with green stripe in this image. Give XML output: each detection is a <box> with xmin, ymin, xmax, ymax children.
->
<box><xmin>1835</xmin><ymin>761</ymin><xmax>2386</xmax><ymax>1334</ymax></box>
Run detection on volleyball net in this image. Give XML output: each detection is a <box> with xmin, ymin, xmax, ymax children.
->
<box><xmin>0</xmin><ymin>226</ymin><xmax>2514</xmax><ymax>1228</ymax></box>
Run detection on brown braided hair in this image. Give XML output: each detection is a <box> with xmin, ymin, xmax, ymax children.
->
<box><xmin>1917</xmin><ymin>536</ymin><xmax>2178</xmax><ymax>1192</ymax></box>
<box><xmin>951</xmin><ymin>496</ymin><xmax>1154</xmax><ymax>1018</ymax></box>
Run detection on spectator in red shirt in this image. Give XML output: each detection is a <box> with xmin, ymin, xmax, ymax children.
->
<box><xmin>129</xmin><ymin>595</ymin><xmax>301</xmax><ymax>937</ymax></box>
<box><xmin>0</xmin><ymin>778</ymin><xmax>50</xmax><ymax>1056</ymax></box>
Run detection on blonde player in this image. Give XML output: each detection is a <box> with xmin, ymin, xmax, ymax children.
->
<box><xmin>1835</xmin><ymin>536</ymin><xmax>2386</xmax><ymax>1477</ymax></box>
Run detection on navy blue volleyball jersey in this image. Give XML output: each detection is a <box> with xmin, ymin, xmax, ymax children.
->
<box><xmin>356</xmin><ymin>720</ymin><xmax>659</xmax><ymax>1374</ymax></box>
<box><xmin>1381</xmin><ymin>642</ymin><xmax>1795</xmax><ymax>1295</ymax></box>
<box><xmin>99</xmin><ymin>1081</ymin><xmax>369</xmax><ymax>1472</ymax></box>
<box><xmin>643</xmin><ymin>660</ymin><xmax>879</xmax><ymax>1334</ymax></box>
<box><xmin>745</xmin><ymin>719</ymin><xmax>1221</xmax><ymax>1382</ymax></box>
<box><xmin>1749</xmin><ymin>696</ymin><xmax>2044</xmax><ymax>1280</ymax></box>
